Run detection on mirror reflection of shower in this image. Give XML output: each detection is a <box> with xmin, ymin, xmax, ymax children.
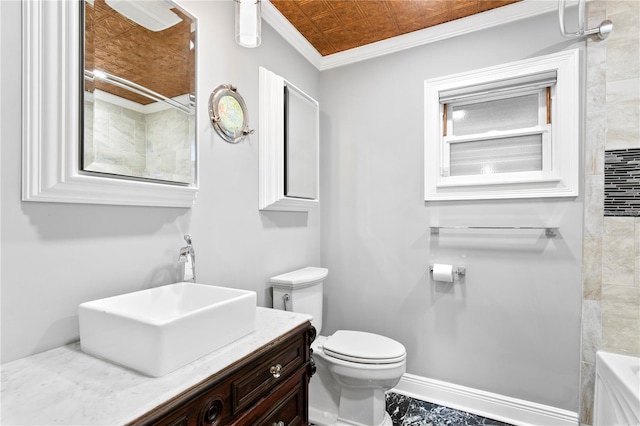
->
<box><xmin>82</xmin><ymin>0</ymin><xmax>197</xmax><ymax>185</ymax></box>
<box><xmin>84</xmin><ymin>69</ymin><xmax>193</xmax><ymax>115</ymax></box>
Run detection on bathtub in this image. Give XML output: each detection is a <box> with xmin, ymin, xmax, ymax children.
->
<box><xmin>594</xmin><ymin>351</ymin><xmax>640</xmax><ymax>426</ymax></box>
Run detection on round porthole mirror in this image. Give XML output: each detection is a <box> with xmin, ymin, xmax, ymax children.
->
<box><xmin>208</xmin><ymin>84</ymin><xmax>254</xmax><ymax>144</ymax></box>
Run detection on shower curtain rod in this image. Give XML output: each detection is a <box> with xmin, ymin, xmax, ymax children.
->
<box><xmin>558</xmin><ymin>0</ymin><xmax>613</xmax><ymax>40</ymax></box>
<box><xmin>84</xmin><ymin>69</ymin><xmax>193</xmax><ymax>115</ymax></box>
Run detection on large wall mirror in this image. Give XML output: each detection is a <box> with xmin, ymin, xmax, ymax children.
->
<box><xmin>259</xmin><ymin>67</ymin><xmax>319</xmax><ymax>212</ymax></box>
<box><xmin>83</xmin><ymin>0</ymin><xmax>196</xmax><ymax>185</ymax></box>
<box><xmin>21</xmin><ymin>0</ymin><xmax>198</xmax><ymax>207</ymax></box>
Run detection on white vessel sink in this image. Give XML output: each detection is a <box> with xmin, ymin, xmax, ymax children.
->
<box><xmin>79</xmin><ymin>282</ymin><xmax>257</xmax><ymax>377</ymax></box>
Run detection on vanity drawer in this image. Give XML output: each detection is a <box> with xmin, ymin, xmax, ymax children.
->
<box><xmin>231</xmin><ymin>332</ymin><xmax>306</xmax><ymax>414</ymax></box>
<box><xmin>230</xmin><ymin>367</ymin><xmax>307</xmax><ymax>426</ymax></box>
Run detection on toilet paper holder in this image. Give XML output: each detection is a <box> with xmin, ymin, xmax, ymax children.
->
<box><xmin>428</xmin><ymin>265</ymin><xmax>466</xmax><ymax>276</ymax></box>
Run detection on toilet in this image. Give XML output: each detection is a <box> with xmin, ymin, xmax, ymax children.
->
<box><xmin>271</xmin><ymin>267</ymin><xmax>406</xmax><ymax>426</ymax></box>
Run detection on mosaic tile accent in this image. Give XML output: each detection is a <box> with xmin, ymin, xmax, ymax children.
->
<box><xmin>386</xmin><ymin>392</ymin><xmax>514</xmax><ymax>426</ymax></box>
<box><xmin>604</xmin><ymin>149</ymin><xmax>640</xmax><ymax>216</ymax></box>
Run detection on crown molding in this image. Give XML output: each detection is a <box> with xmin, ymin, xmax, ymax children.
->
<box><xmin>262</xmin><ymin>0</ymin><xmax>323</xmax><ymax>69</ymax></box>
<box><xmin>262</xmin><ymin>0</ymin><xmax>558</xmax><ymax>71</ymax></box>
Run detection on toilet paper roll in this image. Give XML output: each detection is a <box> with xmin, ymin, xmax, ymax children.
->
<box><xmin>432</xmin><ymin>264</ymin><xmax>454</xmax><ymax>282</ymax></box>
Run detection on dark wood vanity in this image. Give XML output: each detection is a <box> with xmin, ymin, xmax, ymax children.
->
<box><xmin>128</xmin><ymin>322</ymin><xmax>315</xmax><ymax>426</ymax></box>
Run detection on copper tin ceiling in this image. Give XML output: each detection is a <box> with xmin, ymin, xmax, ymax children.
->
<box><xmin>85</xmin><ymin>0</ymin><xmax>195</xmax><ymax>105</ymax></box>
<box><xmin>271</xmin><ymin>0</ymin><xmax>521</xmax><ymax>56</ymax></box>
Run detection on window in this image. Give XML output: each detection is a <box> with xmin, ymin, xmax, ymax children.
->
<box><xmin>424</xmin><ymin>49</ymin><xmax>580</xmax><ymax>201</ymax></box>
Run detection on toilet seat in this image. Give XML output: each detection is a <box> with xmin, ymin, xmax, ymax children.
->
<box><xmin>323</xmin><ymin>330</ymin><xmax>406</xmax><ymax>365</ymax></box>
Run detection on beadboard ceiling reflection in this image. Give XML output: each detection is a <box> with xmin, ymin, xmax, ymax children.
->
<box><xmin>270</xmin><ymin>0</ymin><xmax>521</xmax><ymax>56</ymax></box>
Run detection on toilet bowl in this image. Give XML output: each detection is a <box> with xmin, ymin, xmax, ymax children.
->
<box><xmin>270</xmin><ymin>267</ymin><xmax>406</xmax><ymax>426</ymax></box>
<box><xmin>311</xmin><ymin>332</ymin><xmax>406</xmax><ymax>426</ymax></box>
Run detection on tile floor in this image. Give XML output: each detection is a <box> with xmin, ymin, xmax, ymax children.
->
<box><xmin>386</xmin><ymin>392</ymin><xmax>515</xmax><ymax>426</ymax></box>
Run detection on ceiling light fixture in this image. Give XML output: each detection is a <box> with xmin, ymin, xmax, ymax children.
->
<box><xmin>235</xmin><ymin>0</ymin><xmax>261</xmax><ymax>48</ymax></box>
<box><xmin>105</xmin><ymin>0</ymin><xmax>182</xmax><ymax>32</ymax></box>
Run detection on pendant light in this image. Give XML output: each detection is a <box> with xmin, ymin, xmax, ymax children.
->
<box><xmin>235</xmin><ymin>0</ymin><xmax>261</xmax><ymax>48</ymax></box>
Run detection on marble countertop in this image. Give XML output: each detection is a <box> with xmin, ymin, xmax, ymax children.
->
<box><xmin>1</xmin><ymin>307</ymin><xmax>312</xmax><ymax>426</ymax></box>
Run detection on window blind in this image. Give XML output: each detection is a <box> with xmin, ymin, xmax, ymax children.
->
<box><xmin>449</xmin><ymin>134</ymin><xmax>544</xmax><ymax>177</ymax></box>
<box><xmin>439</xmin><ymin>70</ymin><xmax>557</xmax><ymax>104</ymax></box>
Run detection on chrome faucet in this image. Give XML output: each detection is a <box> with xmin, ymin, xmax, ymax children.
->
<box><xmin>178</xmin><ymin>234</ymin><xmax>196</xmax><ymax>283</ymax></box>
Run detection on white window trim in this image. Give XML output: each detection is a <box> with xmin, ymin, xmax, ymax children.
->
<box><xmin>424</xmin><ymin>49</ymin><xmax>581</xmax><ymax>201</ymax></box>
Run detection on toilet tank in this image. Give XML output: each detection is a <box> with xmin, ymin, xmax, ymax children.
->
<box><xmin>270</xmin><ymin>267</ymin><xmax>328</xmax><ymax>334</ymax></box>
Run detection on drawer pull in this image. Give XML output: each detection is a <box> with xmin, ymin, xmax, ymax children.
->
<box><xmin>272</xmin><ymin>422</ymin><xmax>285</xmax><ymax>426</ymax></box>
<box><xmin>270</xmin><ymin>364</ymin><xmax>282</xmax><ymax>378</ymax></box>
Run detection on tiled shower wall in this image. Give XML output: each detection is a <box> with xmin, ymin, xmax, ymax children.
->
<box><xmin>145</xmin><ymin>108</ymin><xmax>194</xmax><ymax>183</ymax></box>
<box><xmin>84</xmin><ymin>98</ymin><xmax>193</xmax><ymax>182</ymax></box>
<box><xmin>84</xmin><ymin>98</ymin><xmax>147</xmax><ymax>177</ymax></box>
<box><xmin>581</xmin><ymin>1</ymin><xmax>640</xmax><ymax>424</ymax></box>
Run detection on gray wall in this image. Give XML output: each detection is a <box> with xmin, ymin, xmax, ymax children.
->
<box><xmin>1</xmin><ymin>0</ymin><xmax>590</xmax><ymax>415</ymax></box>
<box><xmin>318</xmin><ymin>13</ymin><xmax>584</xmax><ymax>411</ymax></box>
<box><xmin>0</xmin><ymin>0</ymin><xmax>320</xmax><ymax>363</ymax></box>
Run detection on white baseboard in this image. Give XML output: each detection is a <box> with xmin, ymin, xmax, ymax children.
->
<box><xmin>392</xmin><ymin>374</ymin><xmax>579</xmax><ymax>426</ymax></box>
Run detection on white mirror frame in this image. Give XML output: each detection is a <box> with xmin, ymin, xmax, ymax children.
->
<box><xmin>22</xmin><ymin>0</ymin><xmax>198</xmax><ymax>208</ymax></box>
<box><xmin>258</xmin><ymin>67</ymin><xmax>319</xmax><ymax>212</ymax></box>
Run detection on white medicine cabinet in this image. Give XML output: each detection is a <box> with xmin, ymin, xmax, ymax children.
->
<box><xmin>424</xmin><ymin>49</ymin><xmax>580</xmax><ymax>201</ymax></box>
<box><xmin>259</xmin><ymin>67</ymin><xmax>320</xmax><ymax>211</ymax></box>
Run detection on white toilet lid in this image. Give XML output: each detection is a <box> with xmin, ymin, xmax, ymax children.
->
<box><xmin>322</xmin><ymin>330</ymin><xmax>406</xmax><ymax>364</ymax></box>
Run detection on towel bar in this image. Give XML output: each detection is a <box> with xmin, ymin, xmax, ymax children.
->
<box><xmin>430</xmin><ymin>226</ymin><xmax>558</xmax><ymax>238</ymax></box>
